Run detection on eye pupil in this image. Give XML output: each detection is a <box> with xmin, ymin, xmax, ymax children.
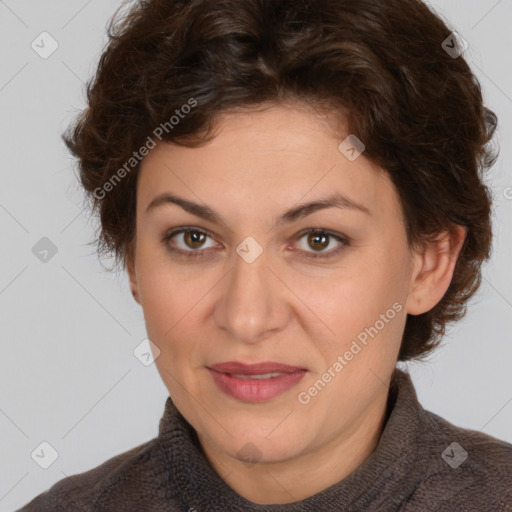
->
<box><xmin>185</xmin><ymin>231</ymin><xmax>206</xmax><ymax>249</ymax></box>
<box><xmin>308</xmin><ymin>233</ymin><xmax>329</xmax><ymax>251</ymax></box>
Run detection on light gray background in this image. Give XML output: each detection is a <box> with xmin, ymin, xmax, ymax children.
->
<box><xmin>0</xmin><ymin>1</ymin><xmax>511</xmax><ymax>510</ymax></box>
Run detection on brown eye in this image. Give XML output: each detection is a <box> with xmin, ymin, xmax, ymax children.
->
<box><xmin>183</xmin><ymin>230</ymin><xmax>207</xmax><ymax>249</ymax></box>
<box><xmin>307</xmin><ymin>233</ymin><xmax>330</xmax><ymax>252</ymax></box>
<box><xmin>163</xmin><ymin>228</ymin><xmax>217</xmax><ymax>258</ymax></box>
<box><xmin>162</xmin><ymin>227</ymin><xmax>348</xmax><ymax>261</ymax></box>
<box><xmin>295</xmin><ymin>229</ymin><xmax>348</xmax><ymax>259</ymax></box>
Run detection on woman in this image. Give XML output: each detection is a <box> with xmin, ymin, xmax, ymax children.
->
<box><xmin>18</xmin><ymin>0</ymin><xmax>512</xmax><ymax>510</ymax></box>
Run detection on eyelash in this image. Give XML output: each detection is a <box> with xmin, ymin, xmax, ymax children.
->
<box><xmin>162</xmin><ymin>227</ymin><xmax>349</xmax><ymax>260</ymax></box>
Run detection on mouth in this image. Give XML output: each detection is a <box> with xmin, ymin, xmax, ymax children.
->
<box><xmin>207</xmin><ymin>361</ymin><xmax>307</xmax><ymax>403</ymax></box>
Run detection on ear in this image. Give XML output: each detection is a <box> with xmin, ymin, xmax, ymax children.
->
<box><xmin>406</xmin><ymin>225</ymin><xmax>467</xmax><ymax>315</ymax></box>
<box><xmin>125</xmin><ymin>247</ymin><xmax>141</xmax><ymax>305</ymax></box>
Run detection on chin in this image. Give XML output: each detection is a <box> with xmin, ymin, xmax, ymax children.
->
<box><xmin>220</xmin><ymin>425</ymin><xmax>311</xmax><ymax>464</ymax></box>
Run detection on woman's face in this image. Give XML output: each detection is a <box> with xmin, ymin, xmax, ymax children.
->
<box><xmin>128</xmin><ymin>103</ymin><xmax>419</xmax><ymax>466</ymax></box>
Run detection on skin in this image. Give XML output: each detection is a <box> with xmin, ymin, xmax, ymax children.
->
<box><xmin>127</xmin><ymin>102</ymin><xmax>466</xmax><ymax>504</ymax></box>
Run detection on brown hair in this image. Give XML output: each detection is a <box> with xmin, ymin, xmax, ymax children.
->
<box><xmin>63</xmin><ymin>0</ymin><xmax>498</xmax><ymax>362</ymax></box>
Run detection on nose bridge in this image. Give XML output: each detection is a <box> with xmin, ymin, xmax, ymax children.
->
<box><xmin>215</xmin><ymin>237</ymin><xmax>282</xmax><ymax>343</ymax></box>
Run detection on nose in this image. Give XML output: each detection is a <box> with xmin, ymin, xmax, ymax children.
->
<box><xmin>213</xmin><ymin>245</ymin><xmax>289</xmax><ymax>344</ymax></box>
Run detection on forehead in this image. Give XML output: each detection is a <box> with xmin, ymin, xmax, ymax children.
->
<box><xmin>137</xmin><ymin>104</ymin><xmax>400</xmax><ymax>223</ymax></box>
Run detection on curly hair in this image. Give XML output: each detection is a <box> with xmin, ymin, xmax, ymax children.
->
<box><xmin>62</xmin><ymin>0</ymin><xmax>498</xmax><ymax>362</ymax></box>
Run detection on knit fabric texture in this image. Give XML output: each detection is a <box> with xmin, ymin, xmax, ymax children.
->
<box><xmin>17</xmin><ymin>368</ymin><xmax>512</xmax><ymax>511</ymax></box>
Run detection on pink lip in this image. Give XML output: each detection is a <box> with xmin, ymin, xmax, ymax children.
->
<box><xmin>209</xmin><ymin>361</ymin><xmax>305</xmax><ymax>374</ymax></box>
<box><xmin>208</xmin><ymin>361</ymin><xmax>307</xmax><ymax>402</ymax></box>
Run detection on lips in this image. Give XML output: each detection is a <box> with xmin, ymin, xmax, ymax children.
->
<box><xmin>208</xmin><ymin>361</ymin><xmax>307</xmax><ymax>402</ymax></box>
<box><xmin>209</xmin><ymin>361</ymin><xmax>305</xmax><ymax>375</ymax></box>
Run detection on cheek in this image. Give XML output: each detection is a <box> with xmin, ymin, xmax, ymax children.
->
<box><xmin>301</xmin><ymin>250</ymin><xmax>409</xmax><ymax>359</ymax></box>
<box><xmin>136</xmin><ymin>256</ymin><xmax>218</xmax><ymax>369</ymax></box>
<box><xmin>135</xmin><ymin>258</ymin><xmax>186</xmax><ymax>346</ymax></box>
<box><xmin>136</xmin><ymin>241</ymin><xmax>200</xmax><ymax>317</ymax></box>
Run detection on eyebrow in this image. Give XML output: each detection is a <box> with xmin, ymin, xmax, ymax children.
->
<box><xmin>145</xmin><ymin>191</ymin><xmax>372</xmax><ymax>225</ymax></box>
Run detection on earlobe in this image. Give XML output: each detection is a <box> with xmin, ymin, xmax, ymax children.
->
<box><xmin>406</xmin><ymin>225</ymin><xmax>467</xmax><ymax>315</ymax></box>
<box><xmin>129</xmin><ymin>280</ymin><xmax>140</xmax><ymax>304</ymax></box>
<box><xmin>126</xmin><ymin>254</ymin><xmax>141</xmax><ymax>305</ymax></box>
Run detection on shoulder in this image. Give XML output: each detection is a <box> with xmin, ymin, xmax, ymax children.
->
<box><xmin>16</xmin><ymin>438</ymin><xmax>161</xmax><ymax>511</ymax></box>
<box><xmin>404</xmin><ymin>408</ymin><xmax>512</xmax><ymax>511</ymax></box>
